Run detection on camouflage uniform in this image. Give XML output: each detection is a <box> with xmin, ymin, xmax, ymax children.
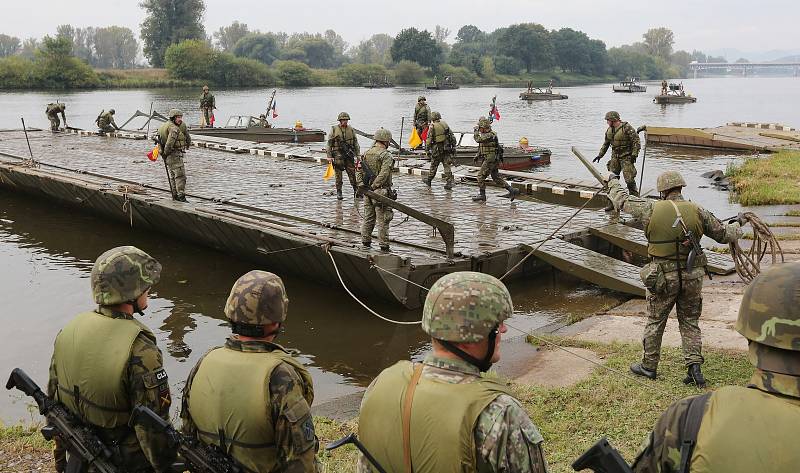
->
<box><xmin>46</xmin><ymin>103</ymin><xmax>66</xmax><ymax>131</ymax></box>
<box><xmin>200</xmin><ymin>87</ymin><xmax>215</xmax><ymax>127</ymax></box>
<box><xmin>423</xmin><ymin>112</ymin><xmax>455</xmax><ymax>190</ymax></box>
<box><xmin>632</xmin><ymin>263</ymin><xmax>800</xmax><ymax>473</ymax></box>
<box><xmin>157</xmin><ymin>110</ymin><xmax>191</xmax><ymax>201</ymax></box>
<box><xmin>473</xmin><ymin>118</ymin><xmax>518</xmax><ymax>202</ymax></box>
<box><xmin>96</xmin><ymin>110</ymin><xmax>118</xmax><ymax>133</ymax></box>
<box><xmin>414</xmin><ymin>97</ymin><xmax>431</xmax><ymax>136</ymax></box>
<box><xmin>357</xmin><ymin>272</ymin><xmax>549</xmax><ymax>473</ymax></box>
<box><xmin>180</xmin><ymin>270</ymin><xmax>320</xmax><ymax>473</ymax></box>
<box><xmin>596</xmin><ymin>113</ymin><xmax>641</xmax><ymax>194</ymax></box>
<box><xmin>356</xmin><ymin>130</ymin><xmax>394</xmax><ymax>250</ymax></box>
<box><xmin>607</xmin><ymin>176</ymin><xmax>741</xmax><ymax>374</ymax></box>
<box><xmin>47</xmin><ymin>246</ymin><xmax>173</xmax><ymax>473</ymax></box>
<box><xmin>327</xmin><ymin>112</ymin><xmax>360</xmax><ymax>198</ymax></box>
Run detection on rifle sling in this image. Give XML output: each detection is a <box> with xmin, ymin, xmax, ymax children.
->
<box><xmin>678</xmin><ymin>392</ymin><xmax>711</xmax><ymax>473</ymax></box>
<box><xmin>402</xmin><ymin>364</ymin><xmax>424</xmax><ymax>473</ymax></box>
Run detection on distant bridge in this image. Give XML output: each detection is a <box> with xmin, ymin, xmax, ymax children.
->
<box><xmin>689</xmin><ymin>62</ymin><xmax>800</xmax><ymax>78</ymax></box>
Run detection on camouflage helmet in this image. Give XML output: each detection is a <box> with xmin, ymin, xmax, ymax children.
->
<box><xmin>418</xmin><ymin>96</ymin><xmax>426</xmax><ymax>102</ymax></box>
<box><xmin>736</xmin><ymin>263</ymin><xmax>800</xmax><ymax>353</ymax></box>
<box><xmin>656</xmin><ymin>171</ymin><xmax>686</xmax><ymax>192</ymax></box>
<box><xmin>422</xmin><ymin>272</ymin><xmax>513</xmax><ymax>343</ymax></box>
<box><xmin>91</xmin><ymin>246</ymin><xmax>161</xmax><ymax>306</ymax></box>
<box><xmin>478</xmin><ymin>117</ymin><xmax>491</xmax><ymax>128</ymax></box>
<box><xmin>168</xmin><ymin>109</ymin><xmax>184</xmax><ymax>119</ymax></box>
<box><xmin>108</xmin><ymin>108</ymin><xmax>115</xmax><ymax>114</ymax></box>
<box><xmin>202</xmin><ymin>85</ymin><xmax>209</xmax><ymax>91</ymax></box>
<box><xmin>337</xmin><ymin>111</ymin><xmax>350</xmax><ymax>121</ymax></box>
<box><xmin>430</xmin><ymin>111</ymin><xmax>442</xmax><ymax>121</ymax></box>
<box><xmin>224</xmin><ymin>270</ymin><xmax>289</xmax><ymax>325</ymax></box>
<box><xmin>374</xmin><ymin>127</ymin><xmax>392</xmax><ymax>143</ymax></box>
<box><xmin>604</xmin><ymin>111</ymin><xmax>620</xmax><ymax>121</ymax></box>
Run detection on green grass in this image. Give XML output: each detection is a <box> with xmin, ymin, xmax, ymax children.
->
<box><xmin>0</xmin><ymin>422</ymin><xmax>52</xmax><ymax>452</ymax></box>
<box><xmin>785</xmin><ymin>210</ymin><xmax>800</xmax><ymax>217</ymax></box>
<box><xmin>742</xmin><ymin>232</ymin><xmax>800</xmax><ymax>240</ymax></box>
<box><xmin>727</xmin><ymin>151</ymin><xmax>800</xmax><ymax>205</ymax></box>
<box><xmin>316</xmin><ymin>338</ymin><xmax>752</xmax><ymax>473</ymax></box>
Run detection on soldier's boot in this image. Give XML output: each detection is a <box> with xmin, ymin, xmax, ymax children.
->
<box><xmin>501</xmin><ymin>184</ymin><xmax>520</xmax><ymax>201</ymax></box>
<box><xmin>627</xmin><ymin>181</ymin><xmax>639</xmax><ymax>197</ymax></box>
<box><xmin>422</xmin><ymin>176</ymin><xmax>432</xmax><ymax>187</ymax></box>
<box><xmin>683</xmin><ymin>364</ymin><xmax>706</xmax><ymax>388</ymax></box>
<box><xmin>362</xmin><ymin>241</ymin><xmax>371</xmax><ymax>249</ymax></box>
<box><xmin>630</xmin><ymin>363</ymin><xmax>657</xmax><ymax>380</ymax></box>
<box><xmin>604</xmin><ymin>201</ymin><xmax>616</xmax><ymax>212</ymax></box>
<box><xmin>336</xmin><ymin>187</ymin><xmax>343</xmax><ymax>201</ymax></box>
<box><xmin>472</xmin><ymin>189</ymin><xmax>487</xmax><ymax>202</ymax></box>
<box><xmin>174</xmin><ymin>194</ymin><xmax>188</xmax><ymax>203</ymax></box>
<box><xmin>380</xmin><ymin>244</ymin><xmax>390</xmax><ymax>252</ymax></box>
<box><xmin>444</xmin><ymin>173</ymin><xmax>454</xmax><ymax>190</ymax></box>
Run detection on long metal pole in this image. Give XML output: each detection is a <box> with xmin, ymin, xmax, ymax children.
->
<box><xmin>145</xmin><ymin>102</ymin><xmax>154</xmax><ymax>138</ymax></box>
<box><xmin>20</xmin><ymin>118</ymin><xmax>35</xmax><ymax>162</ymax></box>
<box><xmin>636</xmin><ymin>125</ymin><xmax>648</xmax><ymax>195</ymax></box>
<box><xmin>398</xmin><ymin>116</ymin><xmax>405</xmax><ymax>152</ymax></box>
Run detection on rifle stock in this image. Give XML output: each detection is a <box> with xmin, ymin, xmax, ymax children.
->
<box><xmin>572</xmin><ymin>437</ymin><xmax>633</xmax><ymax>473</ymax></box>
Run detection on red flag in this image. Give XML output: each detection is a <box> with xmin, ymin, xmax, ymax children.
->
<box><xmin>420</xmin><ymin>126</ymin><xmax>428</xmax><ymax>142</ymax></box>
<box><xmin>210</xmin><ymin>113</ymin><xmax>215</xmax><ymax>126</ymax></box>
<box><xmin>272</xmin><ymin>100</ymin><xmax>278</xmax><ymax>118</ymax></box>
<box><xmin>492</xmin><ymin>107</ymin><xmax>501</xmax><ymax>121</ymax></box>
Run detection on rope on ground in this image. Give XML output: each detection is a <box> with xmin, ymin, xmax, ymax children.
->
<box><xmin>730</xmin><ymin>212</ymin><xmax>784</xmax><ymax>283</ymax></box>
<box><xmin>258</xmin><ymin>242</ymin><xmax>323</xmax><ymax>256</ymax></box>
<box><xmin>499</xmin><ymin>190</ymin><xmax>604</xmax><ymax>281</ymax></box>
<box><xmin>325</xmin><ymin>246</ymin><xmax>422</xmax><ymax>325</ymax></box>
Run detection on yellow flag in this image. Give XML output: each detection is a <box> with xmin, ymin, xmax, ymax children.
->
<box><xmin>323</xmin><ymin>161</ymin><xmax>334</xmax><ymax>180</ymax></box>
<box><xmin>408</xmin><ymin>127</ymin><xmax>422</xmax><ymax>148</ymax></box>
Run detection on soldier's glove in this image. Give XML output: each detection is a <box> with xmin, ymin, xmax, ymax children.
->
<box><xmin>592</xmin><ymin>155</ymin><xmax>602</xmax><ymax>163</ymax></box>
<box><xmin>730</xmin><ymin>212</ymin><xmax>748</xmax><ymax>226</ymax></box>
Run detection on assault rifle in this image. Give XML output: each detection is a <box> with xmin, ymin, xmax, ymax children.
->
<box><xmin>5</xmin><ymin>368</ymin><xmax>119</xmax><ymax>473</ymax></box>
<box><xmin>572</xmin><ymin>437</ymin><xmax>633</xmax><ymax>473</ymax></box>
<box><xmin>132</xmin><ymin>405</ymin><xmax>242</xmax><ymax>473</ymax></box>
<box><xmin>336</xmin><ymin>135</ymin><xmax>357</xmax><ymax>165</ymax></box>
<box><xmin>327</xmin><ymin>433</ymin><xmax>387</xmax><ymax>473</ymax></box>
<box><xmin>670</xmin><ymin>206</ymin><xmax>711</xmax><ymax>278</ymax></box>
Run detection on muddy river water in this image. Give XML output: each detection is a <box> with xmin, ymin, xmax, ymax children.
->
<box><xmin>1</xmin><ymin>77</ymin><xmax>798</xmax><ymax>422</ymax></box>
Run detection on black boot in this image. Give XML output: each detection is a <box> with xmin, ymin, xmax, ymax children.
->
<box><xmin>336</xmin><ymin>188</ymin><xmax>343</xmax><ymax>200</ymax></box>
<box><xmin>444</xmin><ymin>178</ymin><xmax>453</xmax><ymax>190</ymax></box>
<box><xmin>361</xmin><ymin>241</ymin><xmax>371</xmax><ymax>249</ymax></box>
<box><xmin>174</xmin><ymin>194</ymin><xmax>188</xmax><ymax>202</ymax></box>
<box><xmin>379</xmin><ymin>244</ymin><xmax>390</xmax><ymax>252</ymax></box>
<box><xmin>630</xmin><ymin>363</ymin><xmax>657</xmax><ymax>380</ymax></box>
<box><xmin>627</xmin><ymin>182</ymin><xmax>639</xmax><ymax>197</ymax></box>
<box><xmin>683</xmin><ymin>364</ymin><xmax>706</xmax><ymax>388</ymax></box>
<box><xmin>472</xmin><ymin>189</ymin><xmax>486</xmax><ymax>202</ymax></box>
<box><xmin>501</xmin><ymin>185</ymin><xmax>520</xmax><ymax>201</ymax></box>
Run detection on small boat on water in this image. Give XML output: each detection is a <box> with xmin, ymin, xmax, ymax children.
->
<box><xmin>190</xmin><ymin>116</ymin><xmax>325</xmax><ymax>143</ymax></box>
<box><xmin>427</xmin><ymin>75</ymin><xmax>459</xmax><ymax>90</ymax></box>
<box><xmin>363</xmin><ymin>76</ymin><xmax>394</xmax><ymax>88</ymax></box>
<box><xmin>654</xmin><ymin>82</ymin><xmax>697</xmax><ymax>104</ymax></box>
<box><xmin>519</xmin><ymin>81</ymin><xmax>568</xmax><ymax>101</ymax></box>
<box><xmin>613</xmin><ymin>77</ymin><xmax>647</xmax><ymax>93</ymax></box>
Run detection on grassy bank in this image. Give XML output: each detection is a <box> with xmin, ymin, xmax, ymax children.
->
<box><xmin>727</xmin><ymin>151</ymin><xmax>800</xmax><ymax>205</ymax></box>
<box><xmin>96</xmin><ymin>68</ymin><xmax>202</xmax><ymax>88</ymax></box>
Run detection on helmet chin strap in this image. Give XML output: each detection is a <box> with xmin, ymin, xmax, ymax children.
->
<box><xmin>129</xmin><ymin>299</ymin><xmax>145</xmax><ymax>317</ymax></box>
<box><xmin>440</xmin><ymin>324</ymin><xmax>500</xmax><ymax>372</ymax></box>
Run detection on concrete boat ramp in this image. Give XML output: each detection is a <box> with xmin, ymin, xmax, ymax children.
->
<box><xmin>0</xmin><ymin>130</ymin><xmax>735</xmax><ymax>308</ymax></box>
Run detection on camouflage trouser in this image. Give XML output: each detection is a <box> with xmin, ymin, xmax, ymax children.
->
<box><xmin>428</xmin><ymin>151</ymin><xmax>454</xmax><ymax>185</ymax></box>
<box><xmin>642</xmin><ymin>269</ymin><xmax>704</xmax><ymax>371</ymax></box>
<box><xmin>362</xmin><ymin>190</ymin><xmax>394</xmax><ymax>246</ymax></box>
<box><xmin>200</xmin><ymin>107</ymin><xmax>213</xmax><ymax>127</ymax></box>
<box><xmin>477</xmin><ymin>157</ymin><xmax>509</xmax><ymax>190</ymax></box>
<box><xmin>333</xmin><ymin>157</ymin><xmax>357</xmax><ymax>192</ymax></box>
<box><xmin>48</xmin><ymin>115</ymin><xmax>60</xmax><ymax>131</ymax></box>
<box><xmin>164</xmin><ymin>153</ymin><xmax>187</xmax><ymax>198</ymax></box>
<box><xmin>607</xmin><ymin>155</ymin><xmax>637</xmax><ymax>191</ymax></box>
<box><xmin>98</xmin><ymin>125</ymin><xmax>115</xmax><ymax>133</ymax></box>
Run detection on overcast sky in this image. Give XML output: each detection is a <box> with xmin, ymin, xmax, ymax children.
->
<box><xmin>2</xmin><ymin>0</ymin><xmax>797</xmax><ymax>55</ymax></box>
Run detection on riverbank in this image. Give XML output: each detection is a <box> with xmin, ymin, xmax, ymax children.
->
<box><xmin>727</xmin><ymin>150</ymin><xmax>800</xmax><ymax>205</ymax></box>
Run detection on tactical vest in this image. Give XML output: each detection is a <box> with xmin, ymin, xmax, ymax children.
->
<box><xmin>200</xmin><ymin>93</ymin><xmax>214</xmax><ymax>108</ymax></box>
<box><xmin>187</xmin><ymin>347</ymin><xmax>314</xmax><ymax>473</ymax></box>
<box><xmin>477</xmin><ymin>131</ymin><xmax>498</xmax><ymax>160</ymax></box>
<box><xmin>330</xmin><ymin>125</ymin><xmax>357</xmax><ymax>146</ymax></box>
<box><xmin>606</xmin><ymin>122</ymin><xmax>633</xmax><ymax>158</ymax></box>
<box><xmin>53</xmin><ymin>311</ymin><xmax>150</xmax><ymax>428</ymax></box>
<box><xmin>359</xmin><ymin>361</ymin><xmax>512</xmax><ymax>473</ymax></box>
<box><xmin>158</xmin><ymin>122</ymin><xmax>187</xmax><ymax>154</ymax></box>
<box><xmin>362</xmin><ymin>146</ymin><xmax>393</xmax><ymax>189</ymax></box>
<box><xmin>97</xmin><ymin>112</ymin><xmax>112</xmax><ymax>128</ymax></box>
<box><xmin>415</xmin><ymin>105</ymin><xmax>430</xmax><ymax>124</ymax></box>
<box><xmin>46</xmin><ymin>103</ymin><xmax>62</xmax><ymax>116</ymax></box>
<box><xmin>430</xmin><ymin>121</ymin><xmax>448</xmax><ymax>144</ymax></box>
<box><xmin>689</xmin><ymin>386</ymin><xmax>800</xmax><ymax>473</ymax></box>
<box><xmin>646</xmin><ymin>200</ymin><xmax>703</xmax><ymax>259</ymax></box>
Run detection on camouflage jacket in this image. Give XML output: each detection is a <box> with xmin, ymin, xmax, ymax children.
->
<box><xmin>326</xmin><ymin>124</ymin><xmax>360</xmax><ymax>161</ymax></box>
<box><xmin>414</xmin><ymin>103</ymin><xmax>431</xmax><ymax>127</ymax></box>
<box><xmin>162</xmin><ymin>122</ymin><xmax>191</xmax><ymax>156</ymax></box>
<box><xmin>47</xmin><ymin>307</ymin><xmax>174</xmax><ymax>472</ymax></box>
<box><xmin>200</xmin><ymin>92</ymin><xmax>215</xmax><ymax>109</ymax></box>
<box><xmin>598</xmin><ymin>122</ymin><xmax>641</xmax><ymax>160</ymax></box>
<box><xmin>356</xmin><ymin>144</ymin><xmax>393</xmax><ymax>190</ymax></box>
<box><xmin>180</xmin><ymin>337</ymin><xmax>320</xmax><ymax>473</ymax></box>
<box><xmin>607</xmin><ymin>179</ymin><xmax>742</xmax><ymax>263</ymax></box>
<box><xmin>97</xmin><ymin>111</ymin><xmax>117</xmax><ymax>129</ymax></box>
<box><xmin>474</xmin><ymin>129</ymin><xmax>499</xmax><ymax>161</ymax></box>
<box><xmin>426</xmin><ymin>120</ymin><xmax>455</xmax><ymax>157</ymax></box>
<box><xmin>357</xmin><ymin>354</ymin><xmax>549</xmax><ymax>473</ymax></box>
<box><xmin>46</xmin><ymin>103</ymin><xmax>66</xmax><ymax>118</ymax></box>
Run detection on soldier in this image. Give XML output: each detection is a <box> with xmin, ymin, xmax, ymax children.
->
<box><xmin>632</xmin><ymin>263</ymin><xmax>800</xmax><ymax>473</ymax></box>
<box><xmin>45</xmin><ymin>102</ymin><xmax>67</xmax><ymax>131</ymax></box>
<box><xmin>357</xmin><ymin>272</ymin><xmax>549</xmax><ymax>473</ymax></box>
<box><xmin>472</xmin><ymin>117</ymin><xmax>519</xmax><ymax>202</ymax></box>
<box><xmin>96</xmin><ymin>109</ymin><xmax>119</xmax><ymax>134</ymax></box>
<box><xmin>661</xmin><ymin>79</ymin><xmax>668</xmax><ymax>95</ymax></box>
<box><xmin>157</xmin><ymin>109</ymin><xmax>191</xmax><ymax>202</ymax></box>
<box><xmin>413</xmin><ymin>96</ymin><xmax>431</xmax><ymax>138</ymax></box>
<box><xmin>180</xmin><ymin>270</ymin><xmax>319</xmax><ymax>472</ymax></box>
<box><xmin>356</xmin><ymin>128</ymin><xmax>394</xmax><ymax>251</ymax></box>
<box><xmin>593</xmin><ymin>111</ymin><xmax>641</xmax><ymax>196</ymax></box>
<box><xmin>607</xmin><ymin>171</ymin><xmax>743</xmax><ymax>386</ymax></box>
<box><xmin>200</xmin><ymin>85</ymin><xmax>215</xmax><ymax>127</ymax></box>
<box><xmin>423</xmin><ymin>111</ymin><xmax>456</xmax><ymax>190</ymax></box>
<box><xmin>327</xmin><ymin>112</ymin><xmax>361</xmax><ymax>200</ymax></box>
<box><xmin>47</xmin><ymin>246</ymin><xmax>173</xmax><ymax>472</ymax></box>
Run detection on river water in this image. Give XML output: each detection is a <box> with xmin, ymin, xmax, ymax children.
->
<box><xmin>1</xmin><ymin>77</ymin><xmax>798</xmax><ymax>422</ymax></box>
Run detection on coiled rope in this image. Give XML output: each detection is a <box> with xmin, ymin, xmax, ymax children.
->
<box><xmin>729</xmin><ymin>212</ymin><xmax>784</xmax><ymax>283</ymax></box>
